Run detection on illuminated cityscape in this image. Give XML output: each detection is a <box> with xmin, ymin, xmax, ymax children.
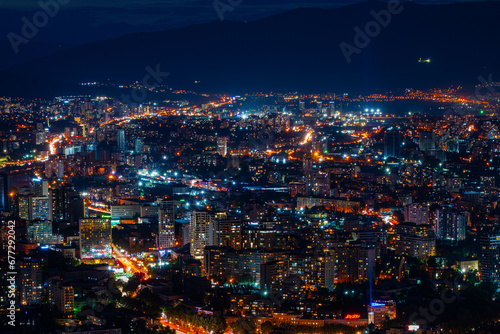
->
<box><xmin>1</xmin><ymin>1</ymin><xmax>500</xmax><ymax>334</ymax></box>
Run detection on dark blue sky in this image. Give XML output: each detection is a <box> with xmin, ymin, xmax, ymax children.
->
<box><xmin>0</xmin><ymin>0</ymin><xmax>489</xmax><ymax>10</ymax></box>
<box><xmin>0</xmin><ymin>0</ymin><xmax>494</xmax><ymax>44</ymax></box>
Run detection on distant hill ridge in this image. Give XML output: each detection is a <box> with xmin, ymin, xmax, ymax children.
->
<box><xmin>2</xmin><ymin>1</ymin><xmax>500</xmax><ymax>97</ymax></box>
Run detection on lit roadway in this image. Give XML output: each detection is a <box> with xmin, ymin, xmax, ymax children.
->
<box><xmin>159</xmin><ymin>318</ymin><xmax>213</xmax><ymax>334</ymax></box>
<box><xmin>112</xmin><ymin>244</ymin><xmax>150</xmax><ymax>279</ymax></box>
<box><xmin>138</xmin><ymin>173</ymin><xmax>229</xmax><ymax>193</ymax></box>
<box><xmin>159</xmin><ymin>319</ymin><xmax>193</xmax><ymax>334</ymax></box>
<box><xmin>0</xmin><ymin>135</ymin><xmax>62</xmax><ymax>169</ymax></box>
<box><xmin>101</xmin><ymin>99</ymin><xmax>234</xmax><ymax>127</ymax></box>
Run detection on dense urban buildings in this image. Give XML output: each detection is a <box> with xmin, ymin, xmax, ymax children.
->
<box><xmin>158</xmin><ymin>201</ymin><xmax>176</xmax><ymax>249</ymax></box>
<box><xmin>79</xmin><ymin>217</ymin><xmax>113</xmax><ymax>263</ymax></box>
<box><xmin>1</xmin><ymin>1</ymin><xmax>500</xmax><ymax>334</ymax></box>
<box><xmin>1</xmin><ymin>86</ymin><xmax>499</xmax><ymax>333</ymax></box>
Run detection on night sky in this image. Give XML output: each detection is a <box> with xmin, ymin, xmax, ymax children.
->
<box><xmin>0</xmin><ymin>0</ymin><xmax>494</xmax><ymax>44</ymax></box>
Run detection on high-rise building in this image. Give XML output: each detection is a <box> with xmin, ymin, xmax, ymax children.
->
<box><xmin>384</xmin><ymin>132</ymin><xmax>402</xmax><ymax>158</ymax></box>
<box><xmin>260</xmin><ymin>260</ymin><xmax>287</xmax><ymax>294</ymax></box>
<box><xmin>288</xmin><ymin>182</ymin><xmax>306</xmax><ymax>198</ymax></box>
<box><xmin>32</xmin><ymin>196</ymin><xmax>52</xmax><ymax>220</ymax></box>
<box><xmin>111</xmin><ymin>205</ymin><xmax>141</xmax><ymax>221</ymax></box>
<box><xmin>34</xmin><ymin>131</ymin><xmax>46</xmax><ymax>145</ymax></box>
<box><xmin>403</xmin><ymin>203</ymin><xmax>430</xmax><ymax>225</ymax></box>
<box><xmin>480</xmin><ymin>176</ymin><xmax>495</xmax><ymax>189</ymax></box>
<box><xmin>241</xmin><ymin>228</ymin><xmax>276</xmax><ymax>250</ymax></box>
<box><xmin>395</xmin><ymin>223</ymin><xmax>436</xmax><ymax>259</ymax></box>
<box><xmin>446</xmin><ymin>135</ymin><xmax>460</xmax><ymax>153</ymax></box>
<box><xmin>332</xmin><ymin>241</ymin><xmax>375</xmax><ymax>284</ymax></box>
<box><xmin>368</xmin><ymin>300</ymin><xmax>396</xmax><ymax>326</ymax></box>
<box><xmin>134</xmin><ymin>138</ymin><xmax>142</xmax><ymax>154</ymax></box>
<box><xmin>27</xmin><ymin>220</ymin><xmax>53</xmax><ymax>244</ymax></box>
<box><xmin>305</xmin><ymin>170</ymin><xmax>331</xmax><ymax>197</ymax></box>
<box><xmin>204</xmin><ymin>246</ymin><xmax>233</xmax><ymax>278</ymax></box>
<box><xmin>324</xmin><ymin>255</ymin><xmax>336</xmax><ymax>291</ymax></box>
<box><xmin>302</xmin><ymin>158</ymin><xmax>313</xmax><ymax>173</ymax></box>
<box><xmin>32</xmin><ymin>178</ymin><xmax>49</xmax><ymax>196</ymax></box>
<box><xmin>45</xmin><ymin>158</ymin><xmax>65</xmax><ymax>179</ymax></box>
<box><xmin>158</xmin><ymin>201</ymin><xmax>176</xmax><ymax>249</ymax></box>
<box><xmin>286</xmin><ymin>253</ymin><xmax>327</xmax><ymax>287</ymax></box>
<box><xmin>18</xmin><ymin>257</ymin><xmax>42</xmax><ymax>305</ymax></box>
<box><xmin>419</xmin><ymin>131</ymin><xmax>436</xmax><ymax>151</ymax></box>
<box><xmin>18</xmin><ymin>195</ymin><xmax>30</xmax><ymax>220</ymax></box>
<box><xmin>181</xmin><ymin>223</ymin><xmax>190</xmax><ymax>246</ymax></box>
<box><xmin>50</xmin><ymin>186</ymin><xmax>83</xmax><ymax>223</ymax></box>
<box><xmin>53</xmin><ymin>282</ymin><xmax>75</xmax><ymax>314</ymax></box>
<box><xmin>0</xmin><ymin>173</ymin><xmax>11</xmax><ymax>212</ymax></box>
<box><xmin>190</xmin><ymin>211</ymin><xmax>215</xmax><ymax>260</ymax></box>
<box><xmin>79</xmin><ymin>217</ymin><xmax>112</xmax><ymax>261</ymax></box>
<box><xmin>480</xmin><ymin>233</ymin><xmax>500</xmax><ymax>284</ymax></box>
<box><xmin>328</xmin><ymin>101</ymin><xmax>335</xmax><ymax>117</ymax></box>
<box><xmin>435</xmin><ymin>208</ymin><xmax>468</xmax><ymax>242</ymax></box>
<box><xmin>116</xmin><ymin>129</ymin><xmax>126</xmax><ymax>152</ymax></box>
<box><xmin>204</xmin><ymin>247</ymin><xmax>275</xmax><ymax>284</ymax></box>
<box><xmin>210</xmin><ymin>219</ymin><xmax>242</xmax><ymax>250</ymax></box>
<box><xmin>18</xmin><ymin>195</ymin><xmax>52</xmax><ymax>221</ymax></box>
<box><xmin>217</xmin><ymin>137</ymin><xmax>229</xmax><ymax>157</ymax></box>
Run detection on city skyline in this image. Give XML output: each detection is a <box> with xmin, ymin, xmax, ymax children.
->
<box><xmin>1</xmin><ymin>1</ymin><xmax>500</xmax><ymax>334</ymax></box>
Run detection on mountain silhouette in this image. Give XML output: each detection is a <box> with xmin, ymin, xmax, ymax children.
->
<box><xmin>2</xmin><ymin>1</ymin><xmax>500</xmax><ymax>97</ymax></box>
